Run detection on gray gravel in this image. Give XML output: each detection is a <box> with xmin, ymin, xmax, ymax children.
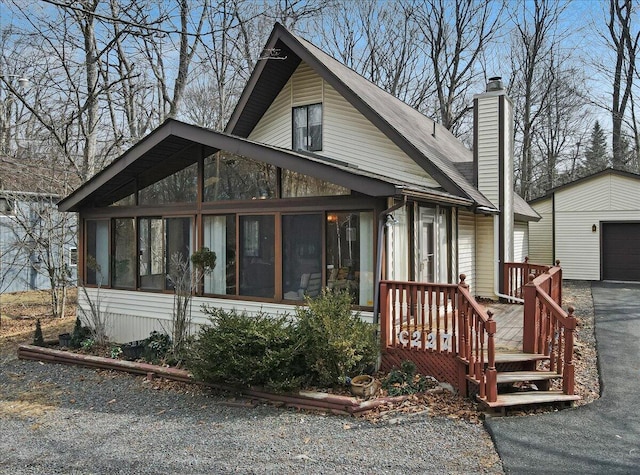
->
<box><xmin>0</xmin><ymin>359</ymin><xmax>503</xmax><ymax>474</ymax></box>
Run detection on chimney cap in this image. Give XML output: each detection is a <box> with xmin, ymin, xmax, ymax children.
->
<box><xmin>486</xmin><ymin>77</ymin><xmax>504</xmax><ymax>92</ymax></box>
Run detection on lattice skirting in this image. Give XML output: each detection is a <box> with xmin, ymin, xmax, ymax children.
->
<box><xmin>380</xmin><ymin>348</ymin><xmax>467</xmax><ymax>394</ymax></box>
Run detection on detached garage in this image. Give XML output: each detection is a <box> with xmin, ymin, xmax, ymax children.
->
<box><xmin>528</xmin><ymin>169</ymin><xmax>640</xmax><ymax>282</ymax></box>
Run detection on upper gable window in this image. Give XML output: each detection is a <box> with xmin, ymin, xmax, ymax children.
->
<box><xmin>293</xmin><ymin>103</ymin><xmax>322</xmax><ymax>152</ymax></box>
<box><xmin>204</xmin><ymin>151</ymin><xmax>276</xmax><ymax>201</ymax></box>
<box><xmin>139</xmin><ymin>163</ymin><xmax>197</xmax><ymax>205</ymax></box>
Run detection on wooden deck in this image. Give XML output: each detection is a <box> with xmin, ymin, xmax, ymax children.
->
<box><xmin>485</xmin><ymin>303</ymin><xmax>524</xmax><ymax>351</ymax></box>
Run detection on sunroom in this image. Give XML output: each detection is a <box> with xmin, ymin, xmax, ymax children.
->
<box><xmin>59</xmin><ymin>119</ymin><xmax>465</xmax><ymax>342</ymax></box>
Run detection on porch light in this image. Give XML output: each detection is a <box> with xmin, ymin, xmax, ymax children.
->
<box><xmin>592</xmin><ymin>224</ymin><xmax>597</xmax><ymax>233</ymax></box>
<box><xmin>327</xmin><ymin>214</ymin><xmax>337</xmax><ymax>223</ymax></box>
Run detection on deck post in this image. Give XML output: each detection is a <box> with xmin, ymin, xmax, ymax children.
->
<box><xmin>485</xmin><ymin>311</ymin><xmax>497</xmax><ymax>403</ymax></box>
<box><xmin>457</xmin><ymin>274</ymin><xmax>468</xmax><ymax>360</ymax></box>
<box><xmin>555</xmin><ymin>260</ymin><xmax>562</xmax><ymax>305</ymax></box>
<box><xmin>523</xmin><ymin>274</ymin><xmax>537</xmax><ymax>353</ymax></box>
<box><xmin>379</xmin><ymin>282</ymin><xmax>389</xmax><ymax>350</ymax></box>
<box><xmin>563</xmin><ymin>306</ymin><xmax>576</xmax><ymax>395</ymax></box>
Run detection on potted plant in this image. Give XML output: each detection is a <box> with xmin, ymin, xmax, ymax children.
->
<box><xmin>121</xmin><ymin>340</ymin><xmax>145</xmax><ymax>360</ymax></box>
<box><xmin>58</xmin><ymin>332</ymin><xmax>72</xmax><ymax>348</ymax></box>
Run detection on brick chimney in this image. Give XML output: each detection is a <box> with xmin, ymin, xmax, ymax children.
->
<box><xmin>474</xmin><ymin>77</ymin><xmax>514</xmax><ymax>298</ymax></box>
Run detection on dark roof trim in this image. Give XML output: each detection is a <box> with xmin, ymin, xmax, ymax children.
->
<box><xmin>59</xmin><ymin>120</ymin><xmax>396</xmax><ymax>212</ymax></box>
<box><xmin>226</xmin><ymin>23</ymin><xmax>479</xmax><ymax>204</ymax></box>
<box><xmin>529</xmin><ymin>168</ymin><xmax>640</xmax><ymax>204</ymax></box>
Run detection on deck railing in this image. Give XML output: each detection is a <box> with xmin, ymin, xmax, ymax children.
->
<box><xmin>379</xmin><ymin>275</ymin><xmax>497</xmax><ymax>402</ymax></box>
<box><xmin>522</xmin><ymin>267</ymin><xmax>576</xmax><ymax>395</ymax></box>
<box><xmin>379</xmin><ymin>261</ymin><xmax>575</xmax><ymax>402</ymax></box>
<box><xmin>504</xmin><ymin>257</ymin><xmax>553</xmax><ymax>301</ymax></box>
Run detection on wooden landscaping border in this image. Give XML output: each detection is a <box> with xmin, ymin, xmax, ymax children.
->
<box><xmin>17</xmin><ymin>344</ymin><xmax>414</xmax><ymax>416</ymax></box>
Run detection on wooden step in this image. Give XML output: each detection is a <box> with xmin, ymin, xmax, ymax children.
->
<box><xmin>494</xmin><ymin>352</ymin><xmax>549</xmax><ymax>364</ymax></box>
<box><xmin>496</xmin><ymin>371</ymin><xmax>560</xmax><ymax>384</ymax></box>
<box><xmin>479</xmin><ymin>390</ymin><xmax>581</xmax><ymax>409</ymax></box>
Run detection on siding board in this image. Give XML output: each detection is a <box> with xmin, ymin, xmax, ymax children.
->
<box><xmin>249</xmin><ymin>62</ymin><xmax>438</xmax><ymax>188</ymax></box>
<box><xmin>514</xmin><ymin>221</ymin><xmax>528</xmax><ymax>263</ymax></box>
<box><xmin>475</xmin><ymin>215</ymin><xmax>495</xmax><ymax>298</ymax></box>
<box><xmin>457</xmin><ymin>210</ymin><xmax>476</xmax><ymax>292</ymax></box>
<box><xmin>529</xmin><ymin>198</ymin><xmax>553</xmax><ymax>265</ymax></box>
<box><xmin>79</xmin><ymin>288</ymin><xmax>373</xmax><ymax>343</ymax></box>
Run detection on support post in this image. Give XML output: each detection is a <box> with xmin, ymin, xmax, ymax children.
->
<box><xmin>485</xmin><ymin>310</ymin><xmax>497</xmax><ymax>403</ymax></box>
<box><xmin>563</xmin><ymin>306</ymin><xmax>576</xmax><ymax>395</ymax></box>
<box><xmin>457</xmin><ymin>274</ymin><xmax>468</xmax><ymax>360</ymax></box>
<box><xmin>523</xmin><ymin>274</ymin><xmax>537</xmax><ymax>353</ymax></box>
<box><xmin>379</xmin><ymin>282</ymin><xmax>389</xmax><ymax>349</ymax></box>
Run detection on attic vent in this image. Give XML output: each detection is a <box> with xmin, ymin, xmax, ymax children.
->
<box><xmin>486</xmin><ymin>76</ymin><xmax>504</xmax><ymax>92</ymax></box>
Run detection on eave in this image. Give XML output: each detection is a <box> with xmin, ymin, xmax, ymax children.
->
<box><xmin>58</xmin><ymin>120</ymin><xmax>397</xmax><ymax>213</ymax></box>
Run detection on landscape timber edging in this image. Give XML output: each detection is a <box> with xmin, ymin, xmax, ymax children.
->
<box><xmin>17</xmin><ymin>344</ymin><xmax>416</xmax><ymax>416</ymax></box>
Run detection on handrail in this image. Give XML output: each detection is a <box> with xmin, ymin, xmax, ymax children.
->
<box><xmin>504</xmin><ymin>257</ymin><xmax>553</xmax><ymax>300</ymax></box>
<box><xmin>522</xmin><ymin>264</ymin><xmax>576</xmax><ymax>396</ymax></box>
<box><xmin>379</xmin><ymin>274</ymin><xmax>498</xmax><ymax>402</ymax></box>
<box><xmin>458</xmin><ymin>277</ymin><xmax>497</xmax><ymax>402</ymax></box>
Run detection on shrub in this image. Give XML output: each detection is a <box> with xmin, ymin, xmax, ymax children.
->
<box><xmin>381</xmin><ymin>360</ymin><xmax>437</xmax><ymax>396</ymax></box>
<box><xmin>33</xmin><ymin>319</ymin><xmax>45</xmax><ymax>347</ymax></box>
<box><xmin>295</xmin><ymin>290</ymin><xmax>378</xmax><ymax>388</ymax></box>
<box><xmin>143</xmin><ymin>331</ymin><xmax>172</xmax><ymax>364</ymax></box>
<box><xmin>189</xmin><ymin>308</ymin><xmax>303</xmax><ymax>392</ymax></box>
<box><xmin>70</xmin><ymin>317</ymin><xmax>91</xmax><ymax>349</ymax></box>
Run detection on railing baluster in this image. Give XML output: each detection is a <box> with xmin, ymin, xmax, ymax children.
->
<box><xmin>391</xmin><ymin>283</ymin><xmax>398</xmax><ymax>347</ymax></box>
<box><xmin>435</xmin><ymin>287</ymin><xmax>442</xmax><ymax>352</ymax></box>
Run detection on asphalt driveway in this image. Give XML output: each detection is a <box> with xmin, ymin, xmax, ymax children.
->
<box><xmin>486</xmin><ymin>282</ymin><xmax>640</xmax><ymax>474</ymax></box>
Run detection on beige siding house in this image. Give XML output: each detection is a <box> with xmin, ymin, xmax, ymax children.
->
<box><xmin>59</xmin><ymin>23</ymin><xmax>538</xmax><ymax>343</ymax></box>
<box><xmin>529</xmin><ymin>169</ymin><xmax>640</xmax><ymax>281</ymax></box>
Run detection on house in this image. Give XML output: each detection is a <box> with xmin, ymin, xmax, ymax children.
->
<box><xmin>58</xmin><ymin>23</ymin><xmax>539</xmax><ymax>343</ymax></box>
<box><xmin>528</xmin><ymin>168</ymin><xmax>640</xmax><ymax>282</ymax></box>
<box><xmin>0</xmin><ymin>190</ymin><xmax>77</xmax><ymax>293</ymax></box>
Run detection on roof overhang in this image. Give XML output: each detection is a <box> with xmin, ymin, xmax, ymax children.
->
<box><xmin>225</xmin><ymin>23</ymin><xmax>491</xmax><ymax>207</ymax></box>
<box><xmin>58</xmin><ymin>120</ymin><xmax>397</xmax><ymax>212</ymax></box>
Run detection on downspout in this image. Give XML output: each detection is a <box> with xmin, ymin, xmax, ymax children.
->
<box><xmin>373</xmin><ymin>197</ymin><xmax>406</xmax><ymax>325</ymax></box>
<box><xmin>494</xmin><ymin>215</ymin><xmax>523</xmax><ymax>303</ymax></box>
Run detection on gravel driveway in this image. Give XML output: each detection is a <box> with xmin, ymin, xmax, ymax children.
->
<box><xmin>0</xmin><ymin>358</ymin><xmax>502</xmax><ymax>474</ymax></box>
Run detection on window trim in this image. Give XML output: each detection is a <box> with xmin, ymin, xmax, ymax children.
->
<box><xmin>292</xmin><ymin>103</ymin><xmax>323</xmax><ymax>152</ymax></box>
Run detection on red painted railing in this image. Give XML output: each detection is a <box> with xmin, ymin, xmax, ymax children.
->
<box><xmin>523</xmin><ymin>267</ymin><xmax>576</xmax><ymax>395</ymax></box>
<box><xmin>379</xmin><ymin>261</ymin><xmax>575</xmax><ymax>402</ymax></box>
<box><xmin>504</xmin><ymin>257</ymin><xmax>552</xmax><ymax>301</ymax></box>
<box><xmin>379</xmin><ymin>275</ymin><xmax>497</xmax><ymax>402</ymax></box>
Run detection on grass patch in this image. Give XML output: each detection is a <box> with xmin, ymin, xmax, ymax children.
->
<box><xmin>0</xmin><ymin>289</ymin><xmax>76</xmax><ymax>358</ymax></box>
<box><xmin>0</xmin><ymin>382</ymin><xmax>63</xmax><ymax>419</ymax></box>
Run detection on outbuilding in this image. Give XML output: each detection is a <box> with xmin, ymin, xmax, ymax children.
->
<box><xmin>528</xmin><ymin>169</ymin><xmax>640</xmax><ymax>281</ymax></box>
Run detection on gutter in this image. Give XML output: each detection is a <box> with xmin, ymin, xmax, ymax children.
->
<box><xmin>372</xmin><ymin>197</ymin><xmax>407</xmax><ymax>325</ymax></box>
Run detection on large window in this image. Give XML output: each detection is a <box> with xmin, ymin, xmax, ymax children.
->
<box><xmin>281</xmin><ymin>170</ymin><xmax>350</xmax><ymax>198</ymax></box>
<box><xmin>326</xmin><ymin>211</ymin><xmax>374</xmax><ymax>306</ymax></box>
<box><xmin>203</xmin><ymin>215</ymin><xmax>236</xmax><ymax>295</ymax></box>
<box><xmin>239</xmin><ymin>215</ymin><xmax>275</xmax><ymax>298</ymax></box>
<box><xmin>139</xmin><ymin>163</ymin><xmax>197</xmax><ymax>205</ymax></box>
<box><xmin>113</xmin><ymin>218</ymin><xmax>136</xmax><ymax>288</ymax></box>
<box><xmin>293</xmin><ymin>103</ymin><xmax>322</xmax><ymax>152</ymax></box>
<box><xmin>138</xmin><ymin>217</ymin><xmax>192</xmax><ymax>290</ymax></box>
<box><xmin>282</xmin><ymin>214</ymin><xmax>322</xmax><ymax>300</ymax></box>
<box><xmin>166</xmin><ymin>217</ymin><xmax>193</xmax><ymax>290</ymax></box>
<box><xmin>86</xmin><ymin>220</ymin><xmax>109</xmax><ymax>285</ymax></box>
<box><xmin>139</xmin><ymin>218</ymin><xmax>165</xmax><ymax>290</ymax></box>
<box><xmin>204</xmin><ymin>152</ymin><xmax>277</xmax><ymax>201</ymax></box>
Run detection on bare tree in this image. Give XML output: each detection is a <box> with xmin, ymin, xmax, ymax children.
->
<box><xmin>531</xmin><ymin>49</ymin><xmax>591</xmax><ymax>195</ymax></box>
<box><xmin>415</xmin><ymin>0</ymin><xmax>504</xmax><ymax>135</ymax></box>
<box><xmin>508</xmin><ymin>0</ymin><xmax>570</xmax><ymax>200</ymax></box>
<box><xmin>0</xmin><ymin>167</ymin><xmax>77</xmax><ymax>319</ymax></box>
<box><xmin>607</xmin><ymin>0</ymin><xmax>639</xmax><ymax>170</ymax></box>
